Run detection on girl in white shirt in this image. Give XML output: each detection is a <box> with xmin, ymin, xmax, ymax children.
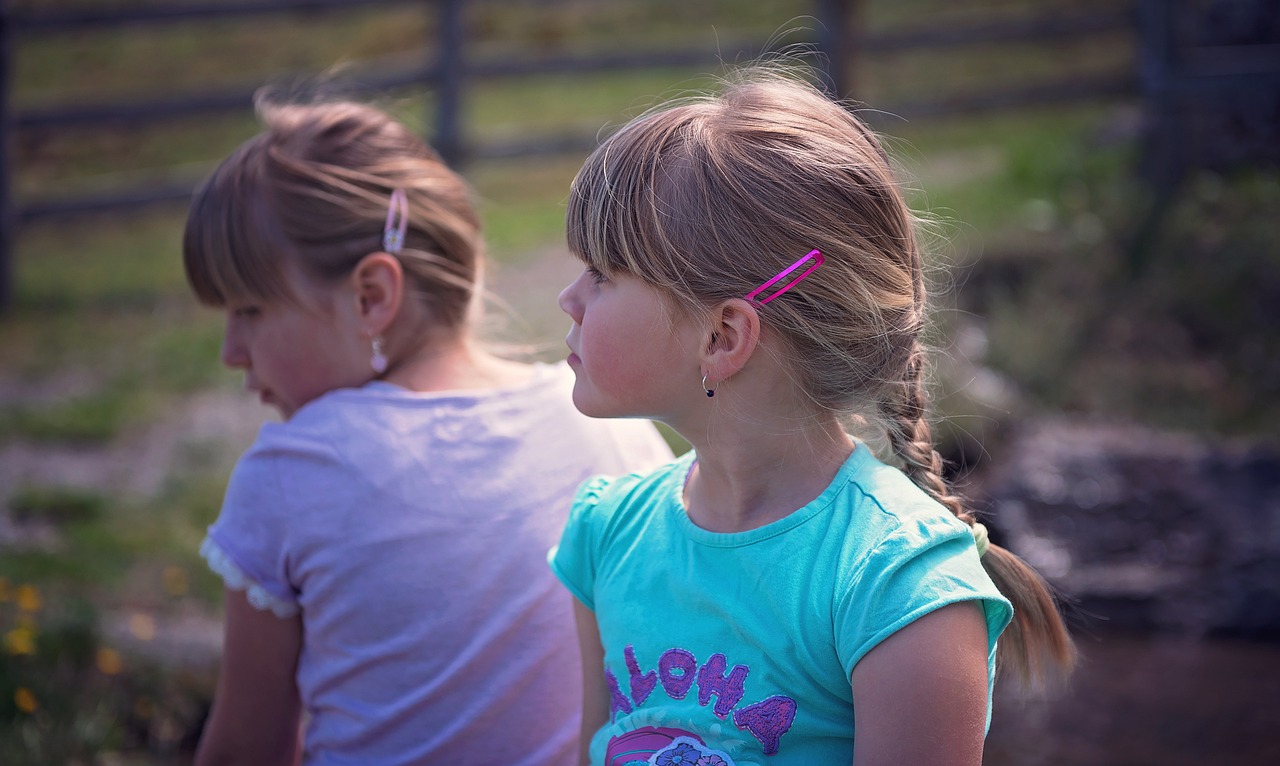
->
<box><xmin>185</xmin><ymin>98</ymin><xmax>671</xmax><ymax>766</ymax></box>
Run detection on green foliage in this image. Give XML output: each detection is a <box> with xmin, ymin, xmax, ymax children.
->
<box><xmin>141</xmin><ymin>320</ymin><xmax>227</xmax><ymax>395</ymax></box>
<box><xmin>1072</xmin><ymin>170</ymin><xmax>1280</xmax><ymax>433</ymax></box>
<box><xmin>0</xmin><ymin>385</ymin><xmax>137</xmax><ymax>444</ymax></box>
<box><xmin>952</xmin><ymin>147</ymin><xmax>1280</xmax><ymax>436</ymax></box>
<box><xmin>14</xmin><ymin>212</ymin><xmax>188</xmax><ymax>311</ymax></box>
<box><xmin>0</xmin><ymin>583</ymin><xmax>211</xmax><ymax>765</ymax></box>
<box><xmin>8</xmin><ymin>485</ymin><xmax>106</xmax><ymax>525</ymax></box>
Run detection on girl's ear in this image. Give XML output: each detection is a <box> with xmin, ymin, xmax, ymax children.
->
<box><xmin>350</xmin><ymin>252</ymin><xmax>404</xmax><ymax>336</ymax></box>
<box><xmin>702</xmin><ymin>298</ymin><xmax>761</xmax><ymax>382</ymax></box>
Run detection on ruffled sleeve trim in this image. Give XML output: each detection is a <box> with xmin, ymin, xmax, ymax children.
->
<box><xmin>200</xmin><ymin>537</ymin><xmax>299</xmax><ymax>618</ymax></box>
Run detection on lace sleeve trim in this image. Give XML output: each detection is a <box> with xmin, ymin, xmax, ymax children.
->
<box><xmin>200</xmin><ymin>537</ymin><xmax>300</xmax><ymax>618</ymax></box>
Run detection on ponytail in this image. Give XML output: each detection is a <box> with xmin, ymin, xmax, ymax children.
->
<box><xmin>977</xmin><ymin>544</ymin><xmax>1077</xmax><ymax>689</ymax></box>
<box><xmin>884</xmin><ymin>342</ymin><xmax>1077</xmax><ymax>691</ymax></box>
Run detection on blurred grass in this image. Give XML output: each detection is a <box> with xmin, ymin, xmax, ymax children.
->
<box><xmin>2</xmin><ymin>0</ymin><xmax>1278</xmax><ymax>761</ymax></box>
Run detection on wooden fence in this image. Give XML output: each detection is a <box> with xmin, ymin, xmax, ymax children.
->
<box><xmin>2</xmin><ymin>0</ymin><xmax>1275</xmax><ymax>312</ymax></box>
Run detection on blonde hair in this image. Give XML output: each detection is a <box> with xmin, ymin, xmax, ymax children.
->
<box><xmin>566</xmin><ymin>67</ymin><xmax>1075</xmax><ymax>689</ymax></box>
<box><xmin>184</xmin><ymin>97</ymin><xmax>482</xmax><ymax>331</ymax></box>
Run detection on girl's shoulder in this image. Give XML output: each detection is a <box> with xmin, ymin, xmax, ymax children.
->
<box><xmin>553</xmin><ymin>454</ymin><xmax>691</xmax><ymax>594</ymax></box>
<box><xmin>232</xmin><ymin>387</ymin><xmax>395</xmax><ymax>489</ymax></box>
<box><xmin>837</xmin><ymin>447</ymin><xmax>971</xmax><ymax>550</ymax></box>
<box><xmin>251</xmin><ymin>362</ymin><xmax>564</xmax><ymax>446</ymax></box>
<box><xmin>844</xmin><ymin>448</ymin><xmax>953</xmax><ymax>519</ymax></box>
<box><xmin>570</xmin><ymin>453</ymin><xmax>692</xmax><ymax>527</ymax></box>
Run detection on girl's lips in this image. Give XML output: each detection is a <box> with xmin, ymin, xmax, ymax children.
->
<box><xmin>567</xmin><ymin>352</ymin><xmax>581</xmax><ymax>365</ymax></box>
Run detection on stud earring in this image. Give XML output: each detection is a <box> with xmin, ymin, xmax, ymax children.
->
<box><xmin>702</xmin><ymin>374</ymin><xmax>715</xmax><ymax>398</ymax></box>
<box><xmin>370</xmin><ymin>336</ymin><xmax>388</xmax><ymax>374</ymax></box>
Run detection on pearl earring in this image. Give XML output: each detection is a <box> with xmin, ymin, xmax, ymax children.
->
<box><xmin>370</xmin><ymin>336</ymin><xmax>388</xmax><ymax>374</ymax></box>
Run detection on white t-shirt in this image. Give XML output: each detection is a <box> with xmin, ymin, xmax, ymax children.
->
<box><xmin>201</xmin><ymin>362</ymin><xmax>673</xmax><ymax>765</ymax></box>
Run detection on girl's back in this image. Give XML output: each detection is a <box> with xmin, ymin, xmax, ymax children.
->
<box><xmin>208</xmin><ymin>365</ymin><xmax>670</xmax><ymax>763</ymax></box>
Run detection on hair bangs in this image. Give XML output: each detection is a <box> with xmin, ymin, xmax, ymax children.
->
<box><xmin>567</xmin><ymin>107</ymin><xmax>715</xmax><ymax>298</ymax></box>
<box><xmin>183</xmin><ymin>137</ymin><xmax>295</xmax><ymax>307</ymax></box>
<box><xmin>566</xmin><ymin>138</ymin><xmax>641</xmax><ymax>279</ymax></box>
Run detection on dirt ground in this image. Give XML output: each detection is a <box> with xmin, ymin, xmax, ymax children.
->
<box><xmin>986</xmin><ymin>633</ymin><xmax>1280</xmax><ymax>766</ymax></box>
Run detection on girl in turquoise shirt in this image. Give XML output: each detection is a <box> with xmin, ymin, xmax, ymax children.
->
<box><xmin>551</xmin><ymin>65</ymin><xmax>1076</xmax><ymax>766</ymax></box>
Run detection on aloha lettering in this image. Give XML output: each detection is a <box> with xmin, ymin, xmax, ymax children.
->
<box><xmin>608</xmin><ymin>644</ymin><xmax>797</xmax><ymax>756</ymax></box>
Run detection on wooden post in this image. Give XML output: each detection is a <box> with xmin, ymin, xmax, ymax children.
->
<box><xmin>815</xmin><ymin>0</ymin><xmax>855</xmax><ymax>99</ymax></box>
<box><xmin>0</xmin><ymin>0</ymin><xmax>13</xmax><ymax>313</ymax></box>
<box><xmin>1138</xmin><ymin>0</ymin><xmax>1182</xmax><ymax>187</ymax></box>
<box><xmin>1128</xmin><ymin>0</ymin><xmax>1184</xmax><ymax>279</ymax></box>
<box><xmin>434</xmin><ymin>0</ymin><xmax>464</xmax><ymax>167</ymax></box>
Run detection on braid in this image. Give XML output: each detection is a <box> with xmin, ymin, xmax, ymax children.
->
<box><xmin>884</xmin><ymin>341</ymin><xmax>1077</xmax><ymax>691</ymax></box>
<box><xmin>883</xmin><ymin>343</ymin><xmax>970</xmax><ymax>522</ymax></box>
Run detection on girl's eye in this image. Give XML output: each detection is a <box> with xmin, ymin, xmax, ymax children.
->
<box><xmin>586</xmin><ymin>266</ymin><xmax>608</xmax><ymax>284</ymax></box>
<box><xmin>232</xmin><ymin>306</ymin><xmax>261</xmax><ymax>319</ymax></box>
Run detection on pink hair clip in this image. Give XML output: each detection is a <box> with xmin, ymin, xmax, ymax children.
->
<box><xmin>745</xmin><ymin>249</ymin><xmax>824</xmax><ymax>304</ymax></box>
<box><xmin>383</xmin><ymin>188</ymin><xmax>408</xmax><ymax>254</ymax></box>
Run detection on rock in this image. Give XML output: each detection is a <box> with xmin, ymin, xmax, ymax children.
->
<box><xmin>974</xmin><ymin>418</ymin><xmax>1280</xmax><ymax>639</ymax></box>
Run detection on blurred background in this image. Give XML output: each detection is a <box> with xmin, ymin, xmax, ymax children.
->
<box><xmin>1</xmin><ymin>0</ymin><xmax>1278</xmax><ymax>763</ymax></box>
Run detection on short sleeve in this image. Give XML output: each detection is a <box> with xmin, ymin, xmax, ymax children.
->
<box><xmin>834</xmin><ymin>519</ymin><xmax>1012</xmax><ymax>679</ymax></box>
<box><xmin>201</xmin><ymin>441</ymin><xmax>301</xmax><ymax>618</ymax></box>
<box><xmin>548</xmin><ymin>475</ymin><xmax>616</xmax><ymax>611</ymax></box>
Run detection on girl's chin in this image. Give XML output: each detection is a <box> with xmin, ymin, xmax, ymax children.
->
<box><xmin>570</xmin><ymin>388</ymin><xmax>607</xmax><ymax>419</ymax></box>
<box><xmin>571</xmin><ymin>390</ymin><xmax>649</xmax><ymax>423</ymax></box>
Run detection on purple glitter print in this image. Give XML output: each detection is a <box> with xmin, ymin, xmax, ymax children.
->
<box><xmin>695</xmin><ymin>653</ymin><xmax>749</xmax><ymax>719</ymax></box>
<box><xmin>732</xmin><ymin>695</ymin><xmax>797</xmax><ymax>755</ymax></box>
<box><xmin>606</xmin><ymin>667</ymin><xmax>633</xmax><ymax>716</ymax></box>
<box><xmin>625</xmin><ymin>644</ymin><xmax>657</xmax><ymax>706</ymax></box>
<box><xmin>657</xmin><ymin>647</ymin><xmax>698</xmax><ymax>700</ymax></box>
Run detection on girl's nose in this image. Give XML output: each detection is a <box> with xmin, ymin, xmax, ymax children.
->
<box><xmin>220</xmin><ymin>318</ymin><xmax>249</xmax><ymax>369</ymax></box>
<box><xmin>557</xmin><ymin>272</ymin><xmax>586</xmax><ymax>323</ymax></box>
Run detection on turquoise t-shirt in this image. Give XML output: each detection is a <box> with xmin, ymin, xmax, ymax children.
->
<box><xmin>550</xmin><ymin>446</ymin><xmax>1012</xmax><ymax>766</ymax></box>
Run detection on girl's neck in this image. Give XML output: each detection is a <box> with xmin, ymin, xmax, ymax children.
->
<box><xmin>681</xmin><ymin>414</ymin><xmax>855</xmax><ymax>534</ymax></box>
<box><xmin>383</xmin><ymin>336</ymin><xmax>531</xmax><ymax>394</ymax></box>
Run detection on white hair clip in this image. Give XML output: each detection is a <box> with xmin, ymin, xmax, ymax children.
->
<box><xmin>383</xmin><ymin>189</ymin><xmax>408</xmax><ymax>254</ymax></box>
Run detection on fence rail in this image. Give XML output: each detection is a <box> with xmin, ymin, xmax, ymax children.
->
<box><xmin>8</xmin><ymin>0</ymin><xmax>1269</xmax><ymax>313</ymax></box>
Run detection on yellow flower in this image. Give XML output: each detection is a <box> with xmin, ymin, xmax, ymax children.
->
<box><xmin>162</xmin><ymin>566</ymin><xmax>188</xmax><ymax>597</ymax></box>
<box><xmin>14</xmin><ymin>687</ymin><xmax>38</xmax><ymax>714</ymax></box>
<box><xmin>4</xmin><ymin>626</ymin><xmax>36</xmax><ymax>656</ymax></box>
<box><xmin>129</xmin><ymin>613</ymin><xmax>156</xmax><ymax>642</ymax></box>
<box><xmin>16</xmin><ymin>585</ymin><xmax>41</xmax><ymax>613</ymax></box>
<box><xmin>96</xmin><ymin>647</ymin><xmax>124</xmax><ymax>675</ymax></box>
